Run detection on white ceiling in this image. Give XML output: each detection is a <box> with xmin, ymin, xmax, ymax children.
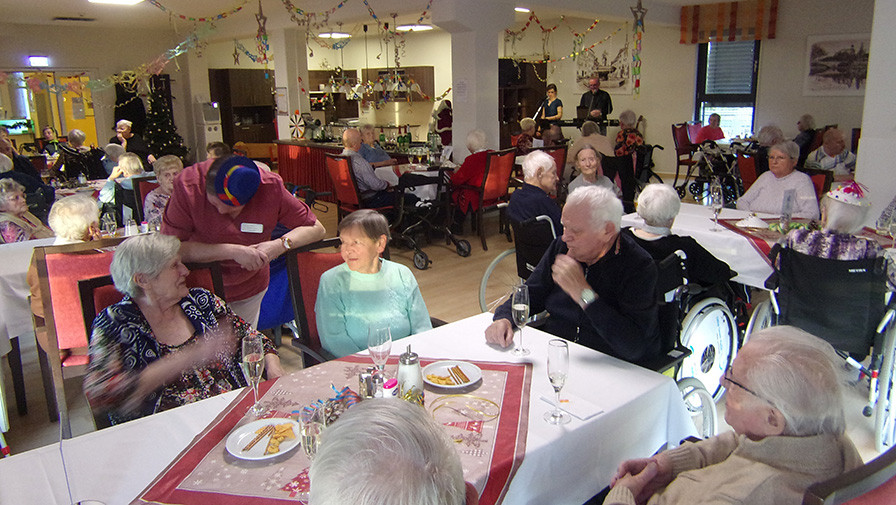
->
<box><xmin>0</xmin><ymin>0</ymin><xmax>698</xmax><ymax>37</ymax></box>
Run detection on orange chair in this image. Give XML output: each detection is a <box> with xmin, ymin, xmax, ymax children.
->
<box><xmin>32</xmin><ymin>237</ymin><xmax>125</xmax><ymax>438</ymax></box>
<box><xmin>458</xmin><ymin>148</ymin><xmax>516</xmax><ymax>251</ymax></box>
<box><xmin>802</xmin><ymin>168</ymin><xmax>834</xmax><ymax>200</ymax></box>
<box><xmin>536</xmin><ymin>144</ymin><xmax>570</xmax><ymax>199</ymax></box>
<box><xmin>736</xmin><ymin>154</ymin><xmax>758</xmax><ymax>192</ymax></box>
<box><xmin>324</xmin><ymin>153</ymin><xmax>395</xmax><ymax>222</ymax></box>
<box><xmin>671</xmin><ymin>122</ymin><xmax>700</xmax><ymax>188</ymax></box>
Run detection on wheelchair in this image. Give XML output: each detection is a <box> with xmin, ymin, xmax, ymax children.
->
<box><xmin>745</xmin><ymin>245</ymin><xmax>896</xmax><ymax>452</ymax></box>
<box><xmin>677</xmin><ymin>140</ymin><xmax>743</xmax><ymax>204</ymax></box>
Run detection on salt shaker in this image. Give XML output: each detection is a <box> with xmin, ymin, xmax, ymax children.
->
<box><xmin>397</xmin><ymin>344</ymin><xmax>424</xmax><ymax>406</ymax></box>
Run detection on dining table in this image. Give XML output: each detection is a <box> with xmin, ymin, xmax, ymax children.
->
<box><xmin>374</xmin><ymin>163</ymin><xmax>448</xmax><ymax>202</ymax></box>
<box><xmin>0</xmin><ymin>312</ymin><xmax>697</xmax><ymax>505</ymax></box>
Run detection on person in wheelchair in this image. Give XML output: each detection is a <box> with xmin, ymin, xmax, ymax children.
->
<box><xmin>782</xmin><ymin>181</ymin><xmax>895</xmax><ymax>289</ymax></box>
<box><xmin>507</xmin><ymin>150</ymin><xmax>562</xmax><ymax>233</ymax></box>
<box><xmin>625</xmin><ymin>183</ymin><xmax>734</xmax><ymax>288</ymax></box>
<box><xmin>606</xmin><ymin>326</ymin><xmax>862</xmax><ymax>505</ymax></box>
<box><xmin>486</xmin><ymin>186</ymin><xmax>660</xmax><ymax>364</ymax></box>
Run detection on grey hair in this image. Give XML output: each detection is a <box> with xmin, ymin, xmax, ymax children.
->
<box><xmin>152</xmin><ymin>155</ymin><xmax>184</xmax><ymax>177</ymax></box>
<box><xmin>116</xmin><ymin>119</ymin><xmax>133</xmax><ymax>129</ymax></box>
<box><xmin>637</xmin><ymin>184</ymin><xmax>681</xmax><ymax>227</ymax></box>
<box><xmin>103</xmin><ymin>143</ymin><xmax>125</xmax><ymax>161</ymax></box>
<box><xmin>581</xmin><ymin>121</ymin><xmax>600</xmax><ymax>136</ymax></box>
<box><xmin>117</xmin><ymin>153</ymin><xmax>144</xmax><ymax>177</ymax></box>
<box><xmin>800</xmin><ymin>114</ymin><xmax>816</xmax><ymax>130</ymax></box>
<box><xmin>48</xmin><ymin>195</ymin><xmax>100</xmax><ymax>241</ymax></box>
<box><xmin>67</xmin><ymin>129</ymin><xmax>87</xmax><ymax>147</ymax></box>
<box><xmin>566</xmin><ymin>185</ymin><xmax>622</xmax><ymax>233</ymax></box>
<box><xmin>0</xmin><ymin>153</ymin><xmax>12</xmax><ymax>173</ymax></box>
<box><xmin>521</xmin><ymin>149</ymin><xmax>555</xmax><ymax>180</ymax></box>
<box><xmin>465</xmin><ymin>129</ymin><xmax>487</xmax><ymax>153</ymax></box>
<box><xmin>618</xmin><ymin>110</ymin><xmax>637</xmax><ymax>129</ymax></box>
<box><xmin>337</xmin><ymin>209</ymin><xmax>390</xmax><ymax>243</ymax></box>
<box><xmin>0</xmin><ymin>178</ymin><xmax>25</xmax><ymax>210</ymax></box>
<box><xmin>822</xmin><ymin>195</ymin><xmax>869</xmax><ymax>234</ymax></box>
<box><xmin>575</xmin><ymin>144</ymin><xmax>602</xmax><ymax>164</ymax></box>
<box><xmin>110</xmin><ymin>233</ymin><xmax>181</xmax><ymax>298</ymax></box>
<box><xmin>770</xmin><ymin>140</ymin><xmax>799</xmax><ymax>161</ymax></box>
<box><xmin>757</xmin><ymin>125</ymin><xmax>785</xmax><ymax>147</ymax></box>
<box><xmin>359</xmin><ymin>124</ymin><xmax>376</xmax><ymax>134</ymax></box>
<box><xmin>309</xmin><ymin>399</ymin><xmax>465</xmax><ymax>505</ymax></box>
<box><xmin>743</xmin><ymin>326</ymin><xmax>845</xmax><ymax>436</ymax></box>
<box><xmin>520</xmin><ymin>117</ymin><xmax>536</xmax><ymax>132</ymax></box>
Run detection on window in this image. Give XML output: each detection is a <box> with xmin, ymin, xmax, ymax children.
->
<box><xmin>695</xmin><ymin>40</ymin><xmax>760</xmax><ymax>138</ymax></box>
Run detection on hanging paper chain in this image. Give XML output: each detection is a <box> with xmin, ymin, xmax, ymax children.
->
<box><xmin>146</xmin><ymin>0</ymin><xmax>249</xmax><ymax>22</ymax></box>
<box><xmin>516</xmin><ymin>24</ymin><xmax>625</xmax><ymax>64</ymax></box>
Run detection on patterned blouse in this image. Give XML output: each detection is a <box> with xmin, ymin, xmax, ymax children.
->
<box><xmin>784</xmin><ymin>229</ymin><xmax>896</xmax><ymax>290</ymax></box>
<box><xmin>143</xmin><ymin>187</ymin><xmax>170</xmax><ymax>227</ymax></box>
<box><xmin>84</xmin><ymin>288</ymin><xmax>277</xmax><ymax>425</ymax></box>
<box><xmin>614</xmin><ymin>127</ymin><xmax>644</xmax><ymax>157</ymax></box>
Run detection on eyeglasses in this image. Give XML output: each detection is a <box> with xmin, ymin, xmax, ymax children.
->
<box><xmin>722</xmin><ymin>365</ymin><xmax>768</xmax><ymax>403</ymax></box>
<box><xmin>768</xmin><ymin>155</ymin><xmax>790</xmax><ymax>162</ymax></box>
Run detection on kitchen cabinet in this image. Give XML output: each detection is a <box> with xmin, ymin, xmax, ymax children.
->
<box><xmin>498</xmin><ymin>59</ymin><xmax>546</xmax><ymax>148</ymax></box>
<box><xmin>208</xmin><ymin>68</ymin><xmax>276</xmax><ymax>146</ymax></box>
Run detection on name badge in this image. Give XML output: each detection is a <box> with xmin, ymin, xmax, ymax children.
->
<box><xmin>240</xmin><ymin>222</ymin><xmax>264</xmax><ymax>234</ymax></box>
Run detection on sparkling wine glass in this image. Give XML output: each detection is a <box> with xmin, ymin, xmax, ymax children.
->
<box><xmin>300</xmin><ymin>407</ymin><xmax>324</xmax><ymax>460</ymax></box>
<box><xmin>240</xmin><ymin>334</ymin><xmax>266</xmax><ymax>417</ymax></box>
<box><xmin>368</xmin><ymin>326</ymin><xmax>392</xmax><ymax>377</ymax></box>
<box><xmin>709</xmin><ymin>179</ymin><xmax>724</xmax><ymax>232</ymax></box>
<box><xmin>511</xmin><ymin>284</ymin><xmax>531</xmax><ymax>356</ymax></box>
<box><xmin>544</xmin><ymin>339</ymin><xmax>570</xmax><ymax>424</ymax></box>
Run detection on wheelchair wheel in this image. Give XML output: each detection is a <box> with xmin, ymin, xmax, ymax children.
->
<box><xmin>677</xmin><ymin>377</ymin><xmax>718</xmax><ymax>439</ymax></box>
<box><xmin>744</xmin><ymin>300</ymin><xmax>773</xmax><ymax>345</ymax></box>
<box><xmin>456</xmin><ymin>239</ymin><xmax>472</xmax><ymax>258</ymax></box>
<box><xmin>875</xmin><ymin>321</ymin><xmax>896</xmax><ymax>451</ymax></box>
<box><xmin>413</xmin><ymin>251</ymin><xmax>430</xmax><ymax>270</ymax></box>
<box><xmin>479</xmin><ymin>249</ymin><xmax>520</xmax><ymax>313</ymax></box>
<box><xmin>677</xmin><ymin>297</ymin><xmax>738</xmax><ymax>401</ymax></box>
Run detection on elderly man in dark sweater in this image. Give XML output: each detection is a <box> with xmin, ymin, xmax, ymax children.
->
<box><xmin>487</xmin><ymin>185</ymin><xmax>659</xmax><ymax>363</ymax></box>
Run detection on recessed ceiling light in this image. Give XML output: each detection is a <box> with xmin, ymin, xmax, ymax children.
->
<box><xmin>515</xmin><ymin>7</ymin><xmax>531</xmax><ymax>13</ymax></box>
<box><xmin>28</xmin><ymin>56</ymin><xmax>50</xmax><ymax>67</ymax></box>
<box><xmin>318</xmin><ymin>32</ymin><xmax>351</xmax><ymax>39</ymax></box>
<box><xmin>396</xmin><ymin>24</ymin><xmax>433</xmax><ymax>32</ymax></box>
<box><xmin>88</xmin><ymin>0</ymin><xmax>144</xmax><ymax>5</ymax></box>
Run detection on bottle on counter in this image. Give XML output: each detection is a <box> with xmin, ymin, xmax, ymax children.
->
<box><xmin>397</xmin><ymin>344</ymin><xmax>424</xmax><ymax>406</ymax></box>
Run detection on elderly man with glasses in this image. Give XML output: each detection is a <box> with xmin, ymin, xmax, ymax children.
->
<box><xmin>603</xmin><ymin>326</ymin><xmax>862</xmax><ymax>505</ymax></box>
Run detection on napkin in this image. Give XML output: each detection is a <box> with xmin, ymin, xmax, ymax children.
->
<box><xmin>540</xmin><ymin>393</ymin><xmax>604</xmax><ymax>421</ymax></box>
<box><xmin>735</xmin><ymin>215</ymin><xmax>768</xmax><ymax>228</ymax></box>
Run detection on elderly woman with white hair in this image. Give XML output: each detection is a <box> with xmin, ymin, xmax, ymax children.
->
<box><xmin>98</xmin><ymin>152</ymin><xmax>145</xmax><ymax>205</ymax></box>
<box><xmin>507</xmin><ymin>149</ymin><xmax>561</xmax><ymax>232</ymax></box>
<box><xmin>143</xmin><ymin>155</ymin><xmax>184</xmax><ymax>227</ymax></box>
<box><xmin>515</xmin><ymin>117</ymin><xmax>537</xmax><ymax>156</ymax></box>
<box><xmin>0</xmin><ymin>179</ymin><xmax>52</xmax><ymax>243</ymax></box>
<box><xmin>450</xmin><ymin>129</ymin><xmax>493</xmax><ymax>232</ymax></box>
<box><xmin>614</xmin><ymin>110</ymin><xmax>644</xmax><ymax>157</ymax></box>
<box><xmin>109</xmin><ymin>119</ymin><xmax>154</xmax><ymax>168</ymax></box>
<box><xmin>53</xmin><ymin>129</ymin><xmax>107</xmax><ymax>180</ymax></box>
<box><xmin>625</xmin><ymin>183</ymin><xmax>733</xmax><ymax>287</ymax></box>
<box><xmin>84</xmin><ymin>233</ymin><xmax>284</xmax><ymax>425</ymax></box>
<box><xmin>752</xmin><ymin>124</ymin><xmax>786</xmax><ymax>176</ymax></box>
<box><xmin>568</xmin><ymin>145</ymin><xmax>621</xmax><ymax>198</ymax></box>
<box><xmin>736</xmin><ymin>141</ymin><xmax>819</xmax><ymax>219</ymax></box>
<box><xmin>606</xmin><ymin>325</ymin><xmax>862</xmax><ymax>505</ymax></box>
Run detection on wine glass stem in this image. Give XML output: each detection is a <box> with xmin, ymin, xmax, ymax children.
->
<box><xmin>517</xmin><ymin>326</ymin><xmax>524</xmax><ymax>351</ymax></box>
<box><xmin>554</xmin><ymin>389</ymin><xmax>562</xmax><ymax>418</ymax></box>
<box><xmin>252</xmin><ymin>381</ymin><xmax>260</xmax><ymax>410</ymax></box>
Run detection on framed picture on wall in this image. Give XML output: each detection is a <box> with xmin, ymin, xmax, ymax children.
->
<box><xmin>803</xmin><ymin>33</ymin><xmax>870</xmax><ymax>96</ymax></box>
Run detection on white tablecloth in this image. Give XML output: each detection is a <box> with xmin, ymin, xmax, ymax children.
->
<box><xmin>374</xmin><ymin>164</ymin><xmax>440</xmax><ymax>201</ymax></box>
<box><xmin>0</xmin><ymin>313</ymin><xmax>696</xmax><ymax>505</ymax></box>
<box><xmin>622</xmin><ymin>203</ymin><xmax>774</xmax><ymax>289</ymax></box>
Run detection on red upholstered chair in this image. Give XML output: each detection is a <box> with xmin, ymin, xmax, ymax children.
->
<box><xmin>671</xmin><ymin>122</ymin><xmax>700</xmax><ymax>187</ymax></box>
<box><xmin>131</xmin><ymin>174</ymin><xmax>160</xmax><ymax>223</ymax></box>
<box><xmin>686</xmin><ymin>121</ymin><xmax>703</xmax><ymax>144</ymax></box>
<box><xmin>458</xmin><ymin>147</ymin><xmax>516</xmax><ymax>251</ymax></box>
<box><xmin>802</xmin><ymin>444</ymin><xmax>896</xmax><ymax>505</ymax></box>
<box><xmin>324</xmin><ymin>153</ymin><xmax>395</xmax><ymax>222</ymax></box>
<box><xmin>31</xmin><ymin>237</ymin><xmax>125</xmax><ymax>438</ymax></box>
<box><xmin>802</xmin><ymin>168</ymin><xmax>834</xmax><ymax>200</ymax></box>
<box><xmin>736</xmin><ymin>154</ymin><xmax>758</xmax><ymax>192</ymax></box>
<box><xmin>535</xmin><ymin>144</ymin><xmax>570</xmax><ymax>200</ymax></box>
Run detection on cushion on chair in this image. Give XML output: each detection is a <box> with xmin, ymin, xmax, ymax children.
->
<box><xmin>44</xmin><ymin>251</ymin><xmax>117</xmax><ymax>350</ymax></box>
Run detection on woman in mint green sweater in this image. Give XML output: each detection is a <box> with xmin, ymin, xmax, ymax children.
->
<box><xmin>315</xmin><ymin>210</ymin><xmax>432</xmax><ymax>358</ymax></box>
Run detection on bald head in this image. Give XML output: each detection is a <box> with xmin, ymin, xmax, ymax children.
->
<box><xmin>343</xmin><ymin>128</ymin><xmax>362</xmax><ymax>151</ymax></box>
<box><xmin>822</xmin><ymin>128</ymin><xmax>847</xmax><ymax>157</ymax></box>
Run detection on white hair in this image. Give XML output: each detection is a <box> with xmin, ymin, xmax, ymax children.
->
<box><xmin>310</xmin><ymin>399</ymin><xmax>465</xmax><ymax>505</ymax></box>
<box><xmin>110</xmin><ymin>233</ymin><xmax>180</xmax><ymax>298</ymax></box>
<box><xmin>770</xmin><ymin>140</ymin><xmax>799</xmax><ymax>160</ymax></box>
<box><xmin>47</xmin><ymin>195</ymin><xmax>99</xmax><ymax>241</ymax></box>
<box><xmin>103</xmin><ymin>143</ymin><xmax>125</xmax><ymax>161</ymax></box>
<box><xmin>566</xmin><ymin>185</ymin><xmax>623</xmax><ymax>233</ymax></box>
<box><xmin>116</xmin><ymin>119</ymin><xmax>133</xmax><ymax>129</ymax></box>
<box><xmin>117</xmin><ymin>152</ymin><xmax>144</xmax><ymax>177</ymax></box>
<box><xmin>520</xmin><ymin>117</ymin><xmax>536</xmax><ymax>132</ymax></box>
<box><xmin>618</xmin><ymin>110</ymin><xmax>637</xmax><ymax>129</ymax></box>
<box><xmin>521</xmin><ymin>149</ymin><xmax>555</xmax><ymax>180</ymax></box>
<box><xmin>0</xmin><ymin>153</ymin><xmax>12</xmax><ymax>173</ymax></box>
<box><xmin>757</xmin><ymin>125</ymin><xmax>784</xmax><ymax>147</ymax></box>
<box><xmin>799</xmin><ymin>114</ymin><xmax>816</xmax><ymax>130</ymax></box>
<box><xmin>152</xmin><ymin>155</ymin><xmax>184</xmax><ymax>177</ymax></box>
<box><xmin>580</xmin><ymin>121</ymin><xmax>600</xmax><ymax>136</ymax></box>
<box><xmin>67</xmin><ymin>129</ymin><xmax>87</xmax><ymax>147</ymax></box>
<box><xmin>637</xmin><ymin>184</ymin><xmax>681</xmax><ymax>227</ymax></box>
<box><xmin>0</xmin><ymin>178</ymin><xmax>24</xmax><ymax>211</ymax></box>
<box><xmin>821</xmin><ymin>195</ymin><xmax>869</xmax><ymax>234</ymax></box>
<box><xmin>465</xmin><ymin>129</ymin><xmax>487</xmax><ymax>153</ymax></box>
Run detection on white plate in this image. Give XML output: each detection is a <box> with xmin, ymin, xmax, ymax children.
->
<box><xmin>225</xmin><ymin>418</ymin><xmax>301</xmax><ymax>461</ymax></box>
<box><xmin>422</xmin><ymin>360</ymin><xmax>482</xmax><ymax>389</ymax></box>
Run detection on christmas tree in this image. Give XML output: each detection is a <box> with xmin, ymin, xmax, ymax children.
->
<box><xmin>144</xmin><ymin>85</ymin><xmax>189</xmax><ymax>160</ymax></box>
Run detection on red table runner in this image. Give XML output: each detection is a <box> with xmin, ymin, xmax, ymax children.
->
<box><xmin>133</xmin><ymin>356</ymin><xmax>532</xmax><ymax>505</ymax></box>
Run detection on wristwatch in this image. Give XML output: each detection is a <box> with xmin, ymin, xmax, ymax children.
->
<box><xmin>281</xmin><ymin>236</ymin><xmax>292</xmax><ymax>251</ymax></box>
<box><xmin>580</xmin><ymin>287</ymin><xmax>596</xmax><ymax>307</ymax></box>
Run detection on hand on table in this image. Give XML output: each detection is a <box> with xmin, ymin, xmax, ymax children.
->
<box><xmin>232</xmin><ymin>244</ymin><xmax>269</xmax><ymax>271</ymax></box>
<box><xmin>611</xmin><ymin>455</ymin><xmax>673</xmax><ymax>504</ymax></box>
<box><xmin>485</xmin><ymin>318</ymin><xmax>514</xmax><ymax>348</ymax></box>
<box><xmin>551</xmin><ymin>254</ymin><xmax>591</xmax><ymax>307</ymax></box>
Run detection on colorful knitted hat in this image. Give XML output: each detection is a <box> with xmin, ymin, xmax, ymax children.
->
<box><xmin>827</xmin><ymin>181</ymin><xmax>870</xmax><ymax>207</ymax></box>
<box><xmin>214</xmin><ymin>156</ymin><xmax>260</xmax><ymax>206</ymax></box>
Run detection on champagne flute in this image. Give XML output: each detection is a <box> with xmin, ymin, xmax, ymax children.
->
<box><xmin>367</xmin><ymin>326</ymin><xmax>392</xmax><ymax>378</ymax></box>
<box><xmin>709</xmin><ymin>179</ymin><xmax>724</xmax><ymax>232</ymax></box>
<box><xmin>511</xmin><ymin>284</ymin><xmax>531</xmax><ymax>357</ymax></box>
<box><xmin>300</xmin><ymin>407</ymin><xmax>323</xmax><ymax>460</ymax></box>
<box><xmin>240</xmin><ymin>334</ymin><xmax>266</xmax><ymax>417</ymax></box>
<box><xmin>544</xmin><ymin>339</ymin><xmax>570</xmax><ymax>424</ymax></box>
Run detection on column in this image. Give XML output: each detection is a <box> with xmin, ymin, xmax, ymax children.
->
<box><xmin>269</xmin><ymin>26</ymin><xmax>311</xmax><ymax>140</ymax></box>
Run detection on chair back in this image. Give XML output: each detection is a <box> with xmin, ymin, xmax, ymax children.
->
<box><xmin>325</xmin><ymin>153</ymin><xmax>363</xmax><ymax>216</ymax></box>
<box><xmin>284</xmin><ymin>238</ymin><xmax>344</xmax><ymax>364</ymax></box>
<box><xmin>537</xmin><ymin>144</ymin><xmax>569</xmax><ymax>181</ymax></box>
<box><xmin>481</xmin><ymin>148</ymin><xmax>516</xmax><ymax>203</ymax></box>
<box><xmin>687</xmin><ymin>122</ymin><xmax>703</xmax><ymax>144</ymax></box>
<box><xmin>29</xmin><ymin>155</ymin><xmax>48</xmax><ymax>176</ymax></box>
<box><xmin>803</xmin><ymin>445</ymin><xmax>896</xmax><ymax>505</ymax></box>
<box><xmin>510</xmin><ymin>216</ymin><xmax>558</xmax><ymax>280</ymax></box>
<box><xmin>768</xmin><ymin>246</ymin><xmax>887</xmax><ymax>356</ymax></box>
<box><xmin>802</xmin><ymin>168</ymin><xmax>834</xmax><ymax>199</ymax></box>
<box><xmin>130</xmin><ymin>174</ymin><xmax>159</xmax><ymax>223</ymax></box>
<box><xmin>671</xmin><ymin>122</ymin><xmax>697</xmax><ymax>156</ymax></box>
<box><xmin>737</xmin><ymin>154</ymin><xmax>758</xmax><ymax>191</ymax></box>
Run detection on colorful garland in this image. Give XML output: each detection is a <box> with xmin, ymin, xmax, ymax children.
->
<box><xmin>146</xmin><ymin>0</ymin><xmax>249</xmax><ymax>22</ymax></box>
<box><xmin>517</xmin><ymin>24</ymin><xmax>625</xmax><ymax>64</ymax></box>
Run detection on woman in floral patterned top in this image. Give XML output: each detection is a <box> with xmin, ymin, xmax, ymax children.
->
<box><xmin>614</xmin><ymin>110</ymin><xmax>644</xmax><ymax>157</ymax></box>
<box><xmin>84</xmin><ymin>233</ymin><xmax>283</xmax><ymax>425</ymax></box>
<box><xmin>143</xmin><ymin>155</ymin><xmax>184</xmax><ymax>228</ymax></box>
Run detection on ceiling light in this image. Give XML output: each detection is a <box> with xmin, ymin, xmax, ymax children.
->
<box><xmin>515</xmin><ymin>7</ymin><xmax>531</xmax><ymax>13</ymax></box>
<box><xmin>318</xmin><ymin>32</ymin><xmax>351</xmax><ymax>39</ymax></box>
<box><xmin>88</xmin><ymin>0</ymin><xmax>144</xmax><ymax>5</ymax></box>
<box><xmin>28</xmin><ymin>56</ymin><xmax>49</xmax><ymax>67</ymax></box>
<box><xmin>396</xmin><ymin>24</ymin><xmax>433</xmax><ymax>32</ymax></box>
